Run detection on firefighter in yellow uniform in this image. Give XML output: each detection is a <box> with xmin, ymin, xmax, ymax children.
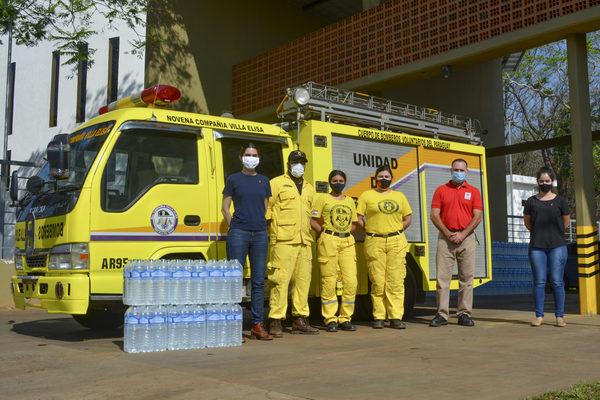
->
<box><xmin>267</xmin><ymin>150</ymin><xmax>319</xmax><ymax>337</ymax></box>
<box><xmin>357</xmin><ymin>164</ymin><xmax>412</xmax><ymax>329</ymax></box>
<box><xmin>311</xmin><ymin>170</ymin><xmax>358</xmax><ymax>332</ymax></box>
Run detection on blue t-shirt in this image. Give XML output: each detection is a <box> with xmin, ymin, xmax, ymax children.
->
<box><xmin>223</xmin><ymin>172</ymin><xmax>271</xmax><ymax>231</ymax></box>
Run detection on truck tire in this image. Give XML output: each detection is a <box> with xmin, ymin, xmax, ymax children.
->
<box><xmin>72</xmin><ymin>304</ymin><xmax>125</xmax><ymax>330</ymax></box>
<box><xmin>354</xmin><ymin>267</ymin><xmax>418</xmax><ymax>321</ymax></box>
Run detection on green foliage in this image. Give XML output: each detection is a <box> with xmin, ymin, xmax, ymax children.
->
<box><xmin>503</xmin><ymin>31</ymin><xmax>600</xmax><ymax>218</ymax></box>
<box><xmin>1</xmin><ymin>0</ymin><xmax>148</xmax><ymax>70</ymax></box>
<box><xmin>524</xmin><ymin>380</ymin><xmax>600</xmax><ymax>399</ymax></box>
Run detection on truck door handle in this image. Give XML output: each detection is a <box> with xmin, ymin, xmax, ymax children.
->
<box><xmin>184</xmin><ymin>215</ymin><xmax>201</xmax><ymax>226</ymax></box>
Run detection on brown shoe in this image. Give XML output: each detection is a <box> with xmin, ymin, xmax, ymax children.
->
<box><xmin>269</xmin><ymin>319</ymin><xmax>284</xmax><ymax>338</ymax></box>
<box><xmin>291</xmin><ymin>316</ymin><xmax>319</xmax><ymax>335</ymax></box>
<box><xmin>250</xmin><ymin>322</ymin><xmax>274</xmax><ymax>340</ymax></box>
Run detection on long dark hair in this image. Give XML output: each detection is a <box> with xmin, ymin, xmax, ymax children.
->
<box><xmin>328</xmin><ymin>169</ymin><xmax>346</xmax><ymax>183</ymax></box>
<box><xmin>536</xmin><ymin>166</ymin><xmax>554</xmax><ymax>181</ymax></box>
<box><xmin>239</xmin><ymin>142</ymin><xmax>259</xmax><ymax>157</ymax></box>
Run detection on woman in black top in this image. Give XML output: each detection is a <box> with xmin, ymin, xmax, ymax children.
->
<box><xmin>523</xmin><ymin>167</ymin><xmax>570</xmax><ymax>327</ymax></box>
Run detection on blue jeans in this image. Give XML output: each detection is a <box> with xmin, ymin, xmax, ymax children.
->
<box><xmin>529</xmin><ymin>246</ymin><xmax>567</xmax><ymax>318</ymax></box>
<box><xmin>226</xmin><ymin>228</ymin><xmax>268</xmax><ymax>325</ymax></box>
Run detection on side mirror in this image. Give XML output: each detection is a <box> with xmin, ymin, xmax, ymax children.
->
<box><xmin>47</xmin><ymin>134</ymin><xmax>70</xmax><ymax>179</ymax></box>
<box><xmin>9</xmin><ymin>171</ymin><xmax>19</xmax><ymax>202</ymax></box>
<box><xmin>26</xmin><ymin>176</ymin><xmax>44</xmax><ymax>195</ymax></box>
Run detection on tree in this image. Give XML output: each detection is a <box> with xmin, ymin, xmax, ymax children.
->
<box><xmin>503</xmin><ymin>31</ymin><xmax>600</xmax><ymax>218</ymax></box>
<box><xmin>0</xmin><ymin>0</ymin><xmax>151</xmax><ymax>69</ymax></box>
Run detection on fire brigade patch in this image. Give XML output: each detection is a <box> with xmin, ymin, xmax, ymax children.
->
<box><xmin>151</xmin><ymin>205</ymin><xmax>178</xmax><ymax>235</ymax></box>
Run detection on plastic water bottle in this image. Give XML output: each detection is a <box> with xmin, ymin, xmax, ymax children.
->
<box><xmin>127</xmin><ymin>261</ymin><xmax>143</xmax><ymax>305</ymax></box>
<box><xmin>168</xmin><ymin>305</ymin><xmax>182</xmax><ymax>350</ymax></box>
<box><xmin>145</xmin><ymin>261</ymin><xmax>157</xmax><ymax>305</ymax></box>
<box><xmin>124</xmin><ymin>306</ymin><xmax>140</xmax><ymax>353</ymax></box>
<box><xmin>181</xmin><ymin>304</ymin><xmax>195</xmax><ymax>350</ymax></box>
<box><xmin>122</xmin><ymin>263</ymin><xmax>132</xmax><ymax>306</ymax></box>
<box><xmin>139</xmin><ymin>261</ymin><xmax>151</xmax><ymax>305</ymax></box>
<box><xmin>153</xmin><ymin>260</ymin><xmax>171</xmax><ymax>305</ymax></box>
<box><xmin>230</xmin><ymin>260</ymin><xmax>243</xmax><ymax>303</ymax></box>
<box><xmin>206</xmin><ymin>260</ymin><xmax>219</xmax><ymax>303</ymax></box>
<box><xmin>172</xmin><ymin>260</ymin><xmax>192</xmax><ymax>305</ymax></box>
<box><xmin>194</xmin><ymin>260</ymin><xmax>207</xmax><ymax>305</ymax></box>
<box><xmin>231</xmin><ymin>304</ymin><xmax>242</xmax><ymax>347</ymax></box>
<box><xmin>217</xmin><ymin>304</ymin><xmax>228</xmax><ymax>347</ymax></box>
<box><xmin>148</xmin><ymin>305</ymin><xmax>168</xmax><ymax>352</ymax></box>
<box><xmin>221</xmin><ymin>260</ymin><xmax>232</xmax><ymax>303</ymax></box>
<box><xmin>192</xmin><ymin>305</ymin><xmax>206</xmax><ymax>349</ymax></box>
<box><xmin>139</xmin><ymin>306</ymin><xmax>151</xmax><ymax>352</ymax></box>
<box><xmin>206</xmin><ymin>304</ymin><xmax>219</xmax><ymax>348</ymax></box>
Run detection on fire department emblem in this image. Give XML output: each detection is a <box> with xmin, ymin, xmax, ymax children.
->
<box><xmin>151</xmin><ymin>205</ymin><xmax>178</xmax><ymax>235</ymax></box>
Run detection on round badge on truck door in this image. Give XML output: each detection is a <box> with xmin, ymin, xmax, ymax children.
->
<box><xmin>151</xmin><ymin>205</ymin><xmax>178</xmax><ymax>235</ymax></box>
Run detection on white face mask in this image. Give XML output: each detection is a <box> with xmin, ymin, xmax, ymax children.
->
<box><xmin>242</xmin><ymin>156</ymin><xmax>259</xmax><ymax>170</ymax></box>
<box><xmin>290</xmin><ymin>163</ymin><xmax>305</xmax><ymax>178</ymax></box>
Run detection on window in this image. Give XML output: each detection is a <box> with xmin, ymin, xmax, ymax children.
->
<box><xmin>76</xmin><ymin>43</ymin><xmax>88</xmax><ymax>123</ymax></box>
<box><xmin>102</xmin><ymin>130</ymin><xmax>199</xmax><ymax>212</ymax></box>
<box><xmin>7</xmin><ymin>62</ymin><xmax>15</xmax><ymax>134</ymax></box>
<box><xmin>220</xmin><ymin>137</ymin><xmax>284</xmax><ymax>181</ymax></box>
<box><xmin>107</xmin><ymin>37</ymin><xmax>119</xmax><ymax>103</ymax></box>
<box><xmin>49</xmin><ymin>52</ymin><xmax>59</xmax><ymax>127</ymax></box>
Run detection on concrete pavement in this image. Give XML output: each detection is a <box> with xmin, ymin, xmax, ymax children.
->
<box><xmin>1</xmin><ymin>293</ymin><xmax>599</xmax><ymax>400</ymax></box>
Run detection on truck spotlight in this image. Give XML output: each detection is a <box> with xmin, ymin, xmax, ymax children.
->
<box><xmin>292</xmin><ymin>87</ymin><xmax>310</xmax><ymax>107</ymax></box>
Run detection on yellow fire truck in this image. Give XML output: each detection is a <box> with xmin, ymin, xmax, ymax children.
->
<box><xmin>10</xmin><ymin>82</ymin><xmax>491</xmax><ymax>329</ymax></box>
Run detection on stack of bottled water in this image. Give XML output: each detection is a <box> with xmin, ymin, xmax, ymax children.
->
<box><xmin>123</xmin><ymin>259</ymin><xmax>243</xmax><ymax>353</ymax></box>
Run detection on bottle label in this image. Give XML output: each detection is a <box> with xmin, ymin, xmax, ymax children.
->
<box><xmin>173</xmin><ymin>270</ymin><xmax>191</xmax><ymax>278</ymax></box>
<box><xmin>209</xmin><ymin>270</ymin><xmax>223</xmax><ymax>277</ymax></box>
<box><xmin>181</xmin><ymin>314</ymin><xmax>194</xmax><ymax>323</ymax></box>
<box><xmin>139</xmin><ymin>317</ymin><xmax>149</xmax><ymax>324</ymax></box>
<box><xmin>207</xmin><ymin>313</ymin><xmax>220</xmax><ymax>321</ymax></box>
<box><xmin>199</xmin><ymin>271</ymin><xmax>209</xmax><ymax>278</ymax></box>
<box><xmin>130</xmin><ymin>270</ymin><xmax>141</xmax><ymax>279</ymax></box>
<box><xmin>234</xmin><ymin>314</ymin><xmax>243</xmax><ymax>321</ymax></box>
<box><xmin>231</xmin><ymin>270</ymin><xmax>243</xmax><ymax>277</ymax></box>
<box><xmin>152</xmin><ymin>270</ymin><xmax>170</xmax><ymax>278</ymax></box>
<box><xmin>141</xmin><ymin>271</ymin><xmax>150</xmax><ymax>278</ymax></box>
<box><xmin>125</xmin><ymin>316</ymin><xmax>139</xmax><ymax>325</ymax></box>
<box><xmin>226</xmin><ymin>315</ymin><xmax>235</xmax><ymax>321</ymax></box>
<box><xmin>194</xmin><ymin>314</ymin><xmax>206</xmax><ymax>323</ymax></box>
<box><xmin>150</xmin><ymin>315</ymin><xmax>166</xmax><ymax>324</ymax></box>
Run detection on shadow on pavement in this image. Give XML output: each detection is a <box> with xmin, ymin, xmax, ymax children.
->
<box><xmin>10</xmin><ymin>317</ymin><xmax>123</xmax><ymax>342</ymax></box>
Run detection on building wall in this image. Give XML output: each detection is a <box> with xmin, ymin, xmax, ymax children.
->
<box><xmin>232</xmin><ymin>0</ymin><xmax>600</xmax><ymax>117</ymax></box>
<box><xmin>0</xmin><ymin>15</ymin><xmax>146</xmax><ymax>256</ymax></box>
<box><xmin>146</xmin><ymin>0</ymin><xmax>331</xmax><ymax>116</ymax></box>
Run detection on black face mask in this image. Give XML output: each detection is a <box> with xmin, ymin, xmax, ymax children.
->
<box><xmin>378</xmin><ymin>179</ymin><xmax>392</xmax><ymax>189</ymax></box>
<box><xmin>330</xmin><ymin>182</ymin><xmax>345</xmax><ymax>193</ymax></box>
<box><xmin>539</xmin><ymin>183</ymin><xmax>552</xmax><ymax>193</ymax></box>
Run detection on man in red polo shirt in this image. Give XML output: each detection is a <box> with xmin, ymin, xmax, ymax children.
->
<box><xmin>429</xmin><ymin>159</ymin><xmax>483</xmax><ymax>327</ymax></box>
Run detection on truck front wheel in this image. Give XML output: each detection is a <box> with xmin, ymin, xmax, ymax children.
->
<box><xmin>72</xmin><ymin>303</ymin><xmax>125</xmax><ymax>330</ymax></box>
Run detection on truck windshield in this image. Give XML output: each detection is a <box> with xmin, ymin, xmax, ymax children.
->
<box><xmin>59</xmin><ymin>121</ymin><xmax>115</xmax><ymax>190</ymax></box>
<box><xmin>16</xmin><ymin>121</ymin><xmax>115</xmax><ymax>222</ymax></box>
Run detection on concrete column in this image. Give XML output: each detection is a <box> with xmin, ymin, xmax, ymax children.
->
<box><xmin>567</xmin><ymin>33</ymin><xmax>599</xmax><ymax>315</ymax></box>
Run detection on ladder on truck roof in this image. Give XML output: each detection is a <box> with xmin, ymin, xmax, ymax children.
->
<box><xmin>278</xmin><ymin>81</ymin><xmax>482</xmax><ymax>144</ymax></box>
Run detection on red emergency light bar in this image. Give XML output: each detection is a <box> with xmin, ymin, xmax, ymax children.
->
<box><xmin>99</xmin><ymin>85</ymin><xmax>181</xmax><ymax>115</ymax></box>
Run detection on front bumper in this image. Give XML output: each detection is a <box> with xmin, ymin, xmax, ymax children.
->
<box><xmin>11</xmin><ymin>274</ymin><xmax>90</xmax><ymax>314</ymax></box>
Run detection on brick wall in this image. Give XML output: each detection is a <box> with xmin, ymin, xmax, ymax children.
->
<box><xmin>232</xmin><ymin>0</ymin><xmax>600</xmax><ymax>116</ymax></box>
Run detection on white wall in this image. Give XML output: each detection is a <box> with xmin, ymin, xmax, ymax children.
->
<box><xmin>0</xmin><ymin>14</ymin><xmax>146</xmax><ymax>256</ymax></box>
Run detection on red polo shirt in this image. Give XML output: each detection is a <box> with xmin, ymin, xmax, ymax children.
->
<box><xmin>431</xmin><ymin>180</ymin><xmax>482</xmax><ymax>231</ymax></box>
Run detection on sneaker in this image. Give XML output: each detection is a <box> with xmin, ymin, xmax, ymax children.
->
<box><xmin>556</xmin><ymin>317</ymin><xmax>566</xmax><ymax>327</ymax></box>
<box><xmin>531</xmin><ymin>317</ymin><xmax>544</xmax><ymax>327</ymax></box>
<box><xmin>457</xmin><ymin>314</ymin><xmax>475</xmax><ymax>326</ymax></box>
<box><xmin>390</xmin><ymin>319</ymin><xmax>406</xmax><ymax>329</ymax></box>
<box><xmin>326</xmin><ymin>321</ymin><xmax>338</xmax><ymax>332</ymax></box>
<box><xmin>338</xmin><ymin>321</ymin><xmax>356</xmax><ymax>331</ymax></box>
<box><xmin>429</xmin><ymin>314</ymin><xmax>448</xmax><ymax>327</ymax></box>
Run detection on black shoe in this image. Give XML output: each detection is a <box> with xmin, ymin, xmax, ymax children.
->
<box><xmin>429</xmin><ymin>314</ymin><xmax>448</xmax><ymax>327</ymax></box>
<box><xmin>338</xmin><ymin>321</ymin><xmax>356</xmax><ymax>331</ymax></box>
<box><xmin>326</xmin><ymin>322</ymin><xmax>338</xmax><ymax>332</ymax></box>
<box><xmin>458</xmin><ymin>314</ymin><xmax>475</xmax><ymax>326</ymax></box>
<box><xmin>372</xmin><ymin>319</ymin><xmax>385</xmax><ymax>329</ymax></box>
<box><xmin>390</xmin><ymin>319</ymin><xmax>406</xmax><ymax>329</ymax></box>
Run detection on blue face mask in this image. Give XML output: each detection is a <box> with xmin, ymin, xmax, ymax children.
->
<box><xmin>451</xmin><ymin>172</ymin><xmax>466</xmax><ymax>184</ymax></box>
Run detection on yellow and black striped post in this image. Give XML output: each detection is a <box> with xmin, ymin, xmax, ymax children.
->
<box><xmin>567</xmin><ymin>33</ymin><xmax>598</xmax><ymax>315</ymax></box>
<box><xmin>576</xmin><ymin>226</ymin><xmax>599</xmax><ymax>314</ymax></box>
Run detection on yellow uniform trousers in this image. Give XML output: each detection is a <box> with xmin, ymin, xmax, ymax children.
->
<box><xmin>317</xmin><ymin>233</ymin><xmax>357</xmax><ymax>324</ymax></box>
<box><xmin>364</xmin><ymin>234</ymin><xmax>408</xmax><ymax>320</ymax></box>
<box><xmin>267</xmin><ymin>243</ymin><xmax>312</xmax><ymax>320</ymax></box>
